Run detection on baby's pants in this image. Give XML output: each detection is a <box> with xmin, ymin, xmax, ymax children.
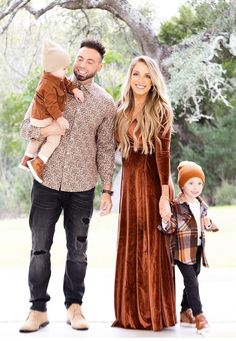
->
<box><xmin>25</xmin><ymin>117</ymin><xmax>61</xmax><ymax>158</ymax></box>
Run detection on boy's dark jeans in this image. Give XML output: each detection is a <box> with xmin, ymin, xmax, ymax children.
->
<box><xmin>28</xmin><ymin>181</ymin><xmax>95</xmax><ymax>312</ymax></box>
<box><xmin>176</xmin><ymin>246</ymin><xmax>203</xmax><ymax>317</ymax></box>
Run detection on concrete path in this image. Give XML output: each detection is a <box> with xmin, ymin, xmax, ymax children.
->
<box><xmin>0</xmin><ymin>267</ymin><xmax>236</xmax><ymax>339</ymax></box>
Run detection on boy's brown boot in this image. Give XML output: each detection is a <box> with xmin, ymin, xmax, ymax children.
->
<box><xmin>180</xmin><ymin>308</ymin><xmax>196</xmax><ymax>327</ymax></box>
<box><xmin>27</xmin><ymin>157</ymin><xmax>45</xmax><ymax>183</ymax></box>
<box><xmin>195</xmin><ymin>313</ymin><xmax>209</xmax><ymax>334</ymax></box>
<box><xmin>67</xmin><ymin>303</ymin><xmax>89</xmax><ymax>330</ymax></box>
<box><xmin>18</xmin><ymin>155</ymin><xmax>34</xmax><ymax>171</ymax></box>
<box><xmin>19</xmin><ymin>310</ymin><xmax>49</xmax><ymax>333</ymax></box>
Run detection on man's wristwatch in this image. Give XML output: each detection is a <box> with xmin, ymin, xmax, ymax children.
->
<box><xmin>101</xmin><ymin>189</ymin><xmax>114</xmax><ymax>196</ymax></box>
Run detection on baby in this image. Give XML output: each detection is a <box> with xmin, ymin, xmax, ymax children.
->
<box><xmin>19</xmin><ymin>40</ymin><xmax>84</xmax><ymax>183</ymax></box>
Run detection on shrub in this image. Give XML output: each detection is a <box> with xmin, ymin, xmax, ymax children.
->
<box><xmin>214</xmin><ymin>181</ymin><xmax>236</xmax><ymax>205</ymax></box>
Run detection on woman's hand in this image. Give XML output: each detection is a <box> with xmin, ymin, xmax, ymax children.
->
<box><xmin>159</xmin><ymin>196</ymin><xmax>171</xmax><ymax>221</ymax></box>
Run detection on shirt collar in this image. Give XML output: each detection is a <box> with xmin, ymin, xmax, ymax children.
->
<box><xmin>70</xmin><ymin>74</ymin><xmax>94</xmax><ymax>94</ymax></box>
<box><xmin>42</xmin><ymin>72</ymin><xmax>64</xmax><ymax>86</ymax></box>
<box><xmin>175</xmin><ymin>192</ymin><xmax>208</xmax><ymax>209</ymax></box>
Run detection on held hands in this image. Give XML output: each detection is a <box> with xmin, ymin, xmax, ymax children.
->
<box><xmin>57</xmin><ymin>116</ymin><xmax>70</xmax><ymax>130</ymax></box>
<box><xmin>73</xmin><ymin>88</ymin><xmax>84</xmax><ymax>103</ymax></box>
<box><xmin>159</xmin><ymin>196</ymin><xmax>171</xmax><ymax>222</ymax></box>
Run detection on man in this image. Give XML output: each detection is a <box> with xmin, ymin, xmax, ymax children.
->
<box><xmin>19</xmin><ymin>39</ymin><xmax>116</xmax><ymax>333</ymax></box>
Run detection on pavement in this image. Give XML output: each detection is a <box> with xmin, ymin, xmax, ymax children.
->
<box><xmin>0</xmin><ymin>266</ymin><xmax>236</xmax><ymax>340</ymax></box>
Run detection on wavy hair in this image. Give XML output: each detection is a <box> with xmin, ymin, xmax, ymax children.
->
<box><xmin>116</xmin><ymin>55</ymin><xmax>173</xmax><ymax>159</ymax></box>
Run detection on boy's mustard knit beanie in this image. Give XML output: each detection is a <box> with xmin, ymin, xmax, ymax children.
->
<box><xmin>42</xmin><ymin>40</ymin><xmax>70</xmax><ymax>72</ymax></box>
<box><xmin>177</xmin><ymin>161</ymin><xmax>205</xmax><ymax>189</ymax></box>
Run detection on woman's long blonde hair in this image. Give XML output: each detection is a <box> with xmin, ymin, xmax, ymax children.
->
<box><xmin>116</xmin><ymin>55</ymin><xmax>173</xmax><ymax>159</ymax></box>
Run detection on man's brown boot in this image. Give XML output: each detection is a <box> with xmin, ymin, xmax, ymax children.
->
<box><xmin>180</xmin><ymin>308</ymin><xmax>196</xmax><ymax>328</ymax></box>
<box><xmin>18</xmin><ymin>155</ymin><xmax>34</xmax><ymax>171</ymax></box>
<box><xmin>67</xmin><ymin>303</ymin><xmax>89</xmax><ymax>330</ymax></box>
<box><xmin>195</xmin><ymin>313</ymin><xmax>209</xmax><ymax>334</ymax></box>
<box><xmin>27</xmin><ymin>156</ymin><xmax>45</xmax><ymax>183</ymax></box>
<box><xmin>19</xmin><ymin>310</ymin><xmax>49</xmax><ymax>333</ymax></box>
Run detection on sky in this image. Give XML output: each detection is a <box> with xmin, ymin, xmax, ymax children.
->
<box><xmin>128</xmin><ymin>0</ymin><xmax>188</xmax><ymax>22</ymax></box>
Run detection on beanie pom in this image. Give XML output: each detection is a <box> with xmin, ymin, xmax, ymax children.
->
<box><xmin>177</xmin><ymin>161</ymin><xmax>191</xmax><ymax>172</ymax></box>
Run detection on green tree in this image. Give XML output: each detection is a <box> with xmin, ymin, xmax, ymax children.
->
<box><xmin>0</xmin><ymin>69</ymin><xmax>40</xmax><ymax>217</ymax></box>
<box><xmin>158</xmin><ymin>0</ymin><xmax>236</xmax><ymax>204</ymax></box>
<box><xmin>175</xmin><ymin>107</ymin><xmax>236</xmax><ymax>204</ymax></box>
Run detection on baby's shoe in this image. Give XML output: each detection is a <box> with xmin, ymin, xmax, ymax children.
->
<box><xmin>27</xmin><ymin>157</ymin><xmax>45</xmax><ymax>183</ymax></box>
<box><xmin>18</xmin><ymin>155</ymin><xmax>34</xmax><ymax>171</ymax></box>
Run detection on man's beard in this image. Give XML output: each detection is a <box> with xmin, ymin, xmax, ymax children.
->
<box><xmin>73</xmin><ymin>68</ymin><xmax>96</xmax><ymax>82</ymax></box>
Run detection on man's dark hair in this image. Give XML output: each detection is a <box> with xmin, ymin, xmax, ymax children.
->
<box><xmin>80</xmin><ymin>39</ymin><xmax>106</xmax><ymax>60</ymax></box>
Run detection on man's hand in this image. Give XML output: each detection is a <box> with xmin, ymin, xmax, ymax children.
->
<box><xmin>99</xmin><ymin>193</ymin><xmax>112</xmax><ymax>216</ymax></box>
<box><xmin>41</xmin><ymin>120</ymin><xmax>66</xmax><ymax>138</ymax></box>
<box><xmin>57</xmin><ymin>116</ymin><xmax>70</xmax><ymax>130</ymax></box>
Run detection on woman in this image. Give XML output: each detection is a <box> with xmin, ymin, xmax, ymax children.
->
<box><xmin>112</xmin><ymin>56</ymin><xmax>176</xmax><ymax>331</ymax></box>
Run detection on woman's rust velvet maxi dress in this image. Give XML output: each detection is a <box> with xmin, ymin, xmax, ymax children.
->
<box><xmin>112</xmin><ymin>128</ymin><xmax>176</xmax><ymax>331</ymax></box>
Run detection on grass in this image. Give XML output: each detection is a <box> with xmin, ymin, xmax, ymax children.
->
<box><xmin>0</xmin><ymin>205</ymin><xmax>235</xmax><ymax>268</ymax></box>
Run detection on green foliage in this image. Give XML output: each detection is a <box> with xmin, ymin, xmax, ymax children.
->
<box><xmin>159</xmin><ymin>5</ymin><xmax>203</xmax><ymax>45</ymax></box>
<box><xmin>160</xmin><ymin>0</ymin><xmax>236</xmax><ymax>207</ymax></box>
<box><xmin>173</xmin><ymin>108</ymin><xmax>236</xmax><ymax>204</ymax></box>
<box><xmin>165</xmin><ymin>33</ymin><xmax>229</xmax><ymax>120</ymax></box>
<box><xmin>103</xmin><ymin>50</ymin><xmax>124</xmax><ymax>65</ymax></box>
<box><xmin>159</xmin><ymin>0</ymin><xmax>231</xmax><ymax>46</ymax></box>
<box><xmin>190</xmin><ymin>0</ymin><xmax>233</xmax><ymax>33</ymax></box>
<box><xmin>214</xmin><ymin>181</ymin><xmax>236</xmax><ymax>206</ymax></box>
<box><xmin>0</xmin><ymin>69</ymin><xmax>39</xmax><ymax>217</ymax></box>
<box><xmin>159</xmin><ymin>0</ymin><xmax>235</xmax><ymax>119</ymax></box>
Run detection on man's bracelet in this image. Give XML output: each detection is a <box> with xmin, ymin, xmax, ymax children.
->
<box><xmin>101</xmin><ymin>189</ymin><xmax>114</xmax><ymax>196</ymax></box>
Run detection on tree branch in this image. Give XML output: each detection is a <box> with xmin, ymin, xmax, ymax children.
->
<box><xmin>0</xmin><ymin>0</ymin><xmax>30</xmax><ymax>20</ymax></box>
<box><xmin>23</xmin><ymin>0</ymin><xmax>163</xmax><ymax>61</ymax></box>
<box><xmin>0</xmin><ymin>0</ymin><xmax>31</xmax><ymax>34</ymax></box>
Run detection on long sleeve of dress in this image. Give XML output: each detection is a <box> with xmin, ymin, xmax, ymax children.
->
<box><xmin>155</xmin><ymin>128</ymin><xmax>171</xmax><ymax>185</ymax></box>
